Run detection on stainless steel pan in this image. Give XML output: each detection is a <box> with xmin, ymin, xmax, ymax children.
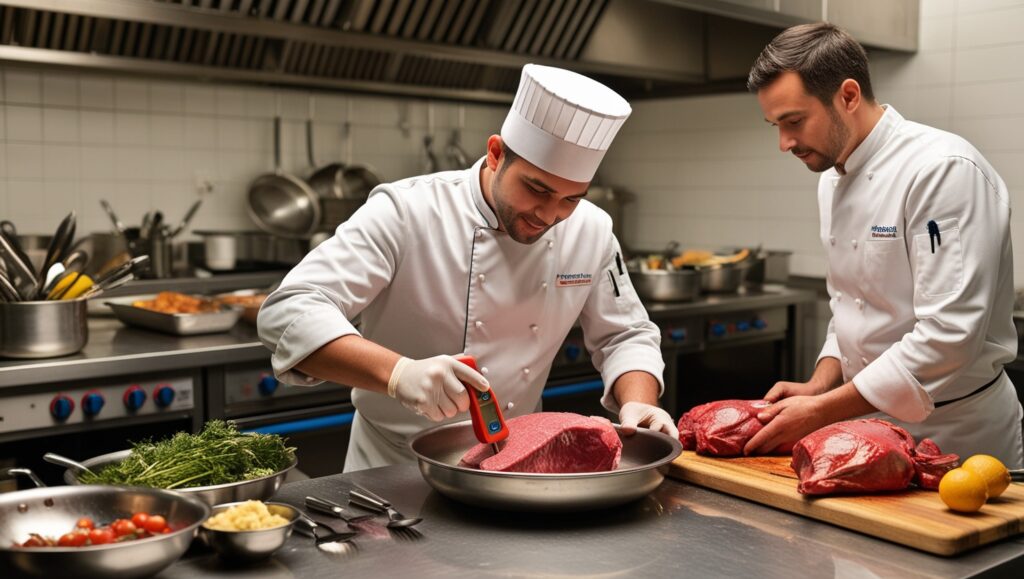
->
<box><xmin>64</xmin><ymin>449</ymin><xmax>297</xmax><ymax>506</ymax></box>
<box><xmin>410</xmin><ymin>421</ymin><xmax>682</xmax><ymax>512</ymax></box>
<box><xmin>0</xmin><ymin>468</ymin><xmax>209</xmax><ymax>579</ymax></box>
<box><xmin>247</xmin><ymin>116</ymin><xmax>321</xmax><ymax>239</ymax></box>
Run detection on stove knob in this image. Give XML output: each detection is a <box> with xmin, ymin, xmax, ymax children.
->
<box><xmin>563</xmin><ymin>344</ymin><xmax>581</xmax><ymax>362</ymax></box>
<box><xmin>50</xmin><ymin>394</ymin><xmax>75</xmax><ymax>421</ymax></box>
<box><xmin>669</xmin><ymin>328</ymin><xmax>687</xmax><ymax>343</ymax></box>
<box><xmin>123</xmin><ymin>386</ymin><xmax>147</xmax><ymax>412</ymax></box>
<box><xmin>258</xmin><ymin>375</ymin><xmax>279</xmax><ymax>396</ymax></box>
<box><xmin>753</xmin><ymin>318</ymin><xmax>767</xmax><ymax>330</ymax></box>
<box><xmin>81</xmin><ymin>391</ymin><xmax>105</xmax><ymax>417</ymax></box>
<box><xmin>736</xmin><ymin>321</ymin><xmax>751</xmax><ymax>332</ymax></box>
<box><xmin>154</xmin><ymin>385</ymin><xmax>176</xmax><ymax>408</ymax></box>
<box><xmin>710</xmin><ymin>323</ymin><xmax>727</xmax><ymax>338</ymax></box>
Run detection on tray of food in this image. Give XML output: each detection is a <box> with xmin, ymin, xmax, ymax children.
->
<box><xmin>213</xmin><ymin>290</ymin><xmax>268</xmax><ymax>325</ymax></box>
<box><xmin>106</xmin><ymin>291</ymin><xmax>242</xmax><ymax>335</ymax></box>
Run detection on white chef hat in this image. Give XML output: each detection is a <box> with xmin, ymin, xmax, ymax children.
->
<box><xmin>500</xmin><ymin>64</ymin><xmax>631</xmax><ymax>183</ymax></box>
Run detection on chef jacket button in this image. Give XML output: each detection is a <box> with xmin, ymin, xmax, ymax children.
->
<box><xmin>867</xmin><ymin>173</ymin><xmax>874</xmax><ymax>180</ymax></box>
<box><xmin>854</xmin><ymin>298</ymin><xmax>863</xmax><ymax>309</ymax></box>
<box><xmin>522</xmin><ymin>367</ymin><xmax>531</xmax><ymax>375</ymax></box>
<box><xmin>860</xmin><ymin>357</ymin><xmax>869</xmax><ymax>365</ymax></box>
<box><xmin>836</xmin><ymin>291</ymin><xmax>843</xmax><ymax>300</ymax></box>
<box><xmin>475</xmin><ymin>229</ymin><xmax>483</xmax><ymax>238</ymax></box>
<box><xmin>530</xmin><ymin>324</ymin><xmax>539</xmax><ymax>333</ymax></box>
<box><xmin>481</xmin><ymin>366</ymin><xmax>489</xmax><ymax>375</ymax></box>
<box><xmin>842</xmin><ymin>356</ymin><xmax>849</xmax><ymax>366</ymax></box>
<box><xmin>851</xmin><ymin>239</ymin><xmax>858</xmax><ymax>249</ymax></box>
<box><xmin>547</xmin><ymin>241</ymin><xmax>554</xmax><ymax>250</ymax></box>
<box><xmin>506</xmin><ymin>402</ymin><xmax>514</xmax><ymax>411</ymax></box>
<box><xmin>541</xmin><ymin>281</ymin><xmax>548</xmax><ymax>290</ymax></box>
<box><xmin>475</xmin><ymin>320</ymin><xmax>484</xmax><ymax>329</ymax></box>
<box><xmin>478</xmin><ymin>273</ymin><xmax>486</xmax><ymax>283</ymax></box>
<box><xmin>829</xmin><ymin>236</ymin><xmax>836</xmax><ymax>245</ymax></box>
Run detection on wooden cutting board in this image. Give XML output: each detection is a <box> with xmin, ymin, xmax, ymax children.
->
<box><xmin>668</xmin><ymin>451</ymin><xmax>1024</xmax><ymax>556</ymax></box>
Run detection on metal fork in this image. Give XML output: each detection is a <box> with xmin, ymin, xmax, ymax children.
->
<box><xmin>349</xmin><ymin>486</ymin><xmax>423</xmax><ymax>528</ymax></box>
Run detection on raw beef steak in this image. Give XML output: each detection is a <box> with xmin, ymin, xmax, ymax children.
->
<box><xmin>791</xmin><ymin>418</ymin><xmax>959</xmax><ymax>495</ymax></box>
<box><xmin>676</xmin><ymin>400</ymin><xmax>773</xmax><ymax>456</ymax></box>
<box><xmin>459</xmin><ymin>412</ymin><xmax>622</xmax><ymax>473</ymax></box>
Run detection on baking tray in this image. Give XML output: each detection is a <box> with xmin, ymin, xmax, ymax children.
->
<box><xmin>105</xmin><ymin>297</ymin><xmax>242</xmax><ymax>335</ymax></box>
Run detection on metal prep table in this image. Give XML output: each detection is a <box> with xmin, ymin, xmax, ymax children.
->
<box><xmin>161</xmin><ymin>465</ymin><xmax>1024</xmax><ymax>579</ymax></box>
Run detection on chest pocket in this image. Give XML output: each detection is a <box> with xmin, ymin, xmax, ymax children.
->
<box><xmin>912</xmin><ymin>217</ymin><xmax>964</xmax><ymax>297</ymax></box>
<box><xmin>862</xmin><ymin>237</ymin><xmax>906</xmax><ymax>298</ymax></box>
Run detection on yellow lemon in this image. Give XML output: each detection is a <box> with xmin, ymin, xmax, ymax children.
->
<box><xmin>938</xmin><ymin>468</ymin><xmax>989</xmax><ymax>513</ymax></box>
<box><xmin>961</xmin><ymin>454</ymin><xmax>1011</xmax><ymax>499</ymax></box>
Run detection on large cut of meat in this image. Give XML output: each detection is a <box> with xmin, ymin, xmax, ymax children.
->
<box><xmin>676</xmin><ymin>400</ymin><xmax>774</xmax><ymax>456</ymax></box>
<box><xmin>791</xmin><ymin>419</ymin><xmax>959</xmax><ymax>495</ymax></box>
<box><xmin>458</xmin><ymin>412</ymin><xmax>622</xmax><ymax>473</ymax></box>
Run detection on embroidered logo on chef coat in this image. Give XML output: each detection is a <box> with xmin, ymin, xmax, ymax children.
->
<box><xmin>870</xmin><ymin>225</ymin><xmax>898</xmax><ymax>239</ymax></box>
<box><xmin>555</xmin><ymin>273</ymin><xmax>593</xmax><ymax>287</ymax></box>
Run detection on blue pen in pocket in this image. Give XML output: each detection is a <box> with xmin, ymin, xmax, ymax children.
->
<box><xmin>927</xmin><ymin>220</ymin><xmax>941</xmax><ymax>254</ymax></box>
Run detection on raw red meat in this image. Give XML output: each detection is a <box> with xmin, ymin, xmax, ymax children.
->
<box><xmin>791</xmin><ymin>418</ymin><xmax>959</xmax><ymax>495</ymax></box>
<box><xmin>458</xmin><ymin>412</ymin><xmax>622</xmax><ymax>473</ymax></box>
<box><xmin>676</xmin><ymin>400</ymin><xmax>773</xmax><ymax>456</ymax></box>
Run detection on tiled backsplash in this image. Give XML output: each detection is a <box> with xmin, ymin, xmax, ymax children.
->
<box><xmin>601</xmin><ymin>0</ymin><xmax>1024</xmax><ymax>284</ymax></box>
<box><xmin>0</xmin><ymin>66</ymin><xmax>506</xmax><ymax>239</ymax></box>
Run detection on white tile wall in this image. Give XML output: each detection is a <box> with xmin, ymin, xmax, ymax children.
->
<box><xmin>601</xmin><ymin>0</ymin><xmax>1024</xmax><ymax>285</ymax></box>
<box><xmin>0</xmin><ymin>67</ymin><xmax>506</xmax><ymax>236</ymax></box>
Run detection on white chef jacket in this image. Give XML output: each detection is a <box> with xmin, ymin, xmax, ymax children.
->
<box><xmin>257</xmin><ymin>157</ymin><xmax>664</xmax><ymax>470</ymax></box>
<box><xmin>817</xmin><ymin>106</ymin><xmax>1023</xmax><ymax>467</ymax></box>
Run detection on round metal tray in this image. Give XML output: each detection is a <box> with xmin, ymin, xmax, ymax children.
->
<box><xmin>410</xmin><ymin>420</ymin><xmax>682</xmax><ymax>512</ymax></box>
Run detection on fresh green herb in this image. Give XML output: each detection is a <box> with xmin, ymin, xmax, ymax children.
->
<box><xmin>79</xmin><ymin>420</ymin><xmax>295</xmax><ymax>489</ymax></box>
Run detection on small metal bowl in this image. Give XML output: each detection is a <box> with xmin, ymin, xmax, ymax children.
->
<box><xmin>200</xmin><ymin>502</ymin><xmax>298</xmax><ymax>562</ymax></box>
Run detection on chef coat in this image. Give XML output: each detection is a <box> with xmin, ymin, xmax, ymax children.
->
<box><xmin>257</xmin><ymin>157</ymin><xmax>664</xmax><ymax>471</ymax></box>
<box><xmin>816</xmin><ymin>105</ymin><xmax>1023</xmax><ymax>467</ymax></box>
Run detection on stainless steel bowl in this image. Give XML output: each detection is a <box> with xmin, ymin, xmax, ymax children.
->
<box><xmin>200</xmin><ymin>501</ymin><xmax>298</xmax><ymax>562</ymax></box>
<box><xmin>627</xmin><ymin>267</ymin><xmax>701</xmax><ymax>302</ymax></box>
<box><xmin>0</xmin><ymin>298</ymin><xmax>88</xmax><ymax>359</ymax></box>
<box><xmin>0</xmin><ymin>484</ymin><xmax>209</xmax><ymax>579</ymax></box>
<box><xmin>64</xmin><ymin>450</ymin><xmax>297</xmax><ymax>506</ymax></box>
<box><xmin>410</xmin><ymin>420</ymin><xmax>682</xmax><ymax>512</ymax></box>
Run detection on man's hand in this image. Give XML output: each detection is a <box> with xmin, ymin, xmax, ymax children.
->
<box><xmin>742</xmin><ymin>396</ymin><xmax>829</xmax><ymax>455</ymax></box>
<box><xmin>618</xmin><ymin>401</ymin><xmax>679</xmax><ymax>439</ymax></box>
<box><xmin>388</xmin><ymin>355</ymin><xmax>489</xmax><ymax>421</ymax></box>
<box><xmin>762</xmin><ymin>380</ymin><xmax>829</xmax><ymax>402</ymax></box>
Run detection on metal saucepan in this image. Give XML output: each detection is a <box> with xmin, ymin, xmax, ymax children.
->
<box><xmin>410</xmin><ymin>421</ymin><xmax>682</xmax><ymax>512</ymax></box>
<box><xmin>694</xmin><ymin>262</ymin><xmax>746</xmax><ymax>293</ymax></box>
<box><xmin>0</xmin><ymin>298</ymin><xmax>87</xmax><ymax>358</ymax></box>
<box><xmin>247</xmin><ymin>116</ymin><xmax>321</xmax><ymax>239</ymax></box>
<box><xmin>627</xmin><ymin>265</ymin><xmax>701</xmax><ymax>302</ymax></box>
<box><xmin>0</xmin><ymin>469</ymin><xmax>209</xmax><ymax>579</ymax></box>
<box><xmin>64</xmin><ymin>450</ymin><xmax>297</xmax><ymax>506</ymax></box>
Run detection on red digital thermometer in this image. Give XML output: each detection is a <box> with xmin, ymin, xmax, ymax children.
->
<box><xmin>455</xmin><ymin>355</ymin><xmax>509</xmax><ymax>453</ymax></box>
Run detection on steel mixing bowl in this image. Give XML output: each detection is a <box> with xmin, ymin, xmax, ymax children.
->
<box><xmin>0</xmin><ymin>484</ymin><xmax>209</xmax><ymax>579</ymax></box>
<box><xmin>200</xmin><ymin>501</ymin><xmax>298</xmax><ymax>562</ymax></box>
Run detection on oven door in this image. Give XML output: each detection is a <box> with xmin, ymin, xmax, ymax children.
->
<box><xmin>234</xmin><ymin>403</ymin><xmax>356</xmax><ymax>479</ymax></box>
<box><xmin>674</xmin><ymin>337</ymin><xmax>785</xmax><ymax>415</ymax></box>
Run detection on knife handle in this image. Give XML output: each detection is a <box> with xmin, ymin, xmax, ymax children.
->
<box><xmin>349</xmin><ymin>488</ymin><xmax>388</xmax><ymax>512</ymax></box>
<box><xmin>305</xmin><ymin>495</ymin><xmax>368</xmax><ymax>521</ymax></box>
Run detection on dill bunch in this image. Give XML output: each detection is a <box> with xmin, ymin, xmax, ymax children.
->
<box><xmin>79</xmin><ymin>420</ymin><xmax>295</xmax><ymax>489</ymax></box>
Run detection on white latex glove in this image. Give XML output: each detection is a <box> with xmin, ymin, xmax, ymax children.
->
<box><xmin>618</xmin><ymin>401</ymin><xmax>679</xmax><ymax>439</ymax></box>
<box><xmin>387</xmin><ymin>355</ymin><xmax>490</xmax><ymax>422</ymax></box>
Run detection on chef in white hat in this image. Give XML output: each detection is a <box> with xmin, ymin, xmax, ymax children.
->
<box><xmin>258</xmin><ymin>64</ymin><xmax>676</xmax><ymax>471</ymax></box>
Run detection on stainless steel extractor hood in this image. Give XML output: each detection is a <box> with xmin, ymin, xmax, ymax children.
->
<box><xmin>0</xmin><ymin>1</ymin><xmax>916</xmax><ymax>103</ymax></box>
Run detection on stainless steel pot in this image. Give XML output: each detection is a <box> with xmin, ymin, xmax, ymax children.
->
<box><xmin>247</xmin><ymin>117</ymin><xmax>321</xmax><ymax>239</ymax></box>
<box><xmin>193</xmin><ymin>231</ymin><xmax>308</xmax><ymax>269</ymax></box>
<box><xmin>627</xmin><ymin>266</ymin><xmax>701</xmax><ymax>302</ymax></box>
<box><xmin>410</xmin><ymin>420</ymin><xmax>682</xmax><ymax>512</ymax></box>
<box><xmin>64</xmin><ymin>449</ymin><xmax>297</xmax><ymax>506</ymax></box>
<box><xmin>0</xmin><ymin>299</ymin><xmax>87</xmax><ymax>358</ymax></box>
<box><xmin>0</xmin><ymin>472</ymin><xmax>209</xmax><ymax>579</ymax></box>
<box><xmin>696</xmin><ymin>263</ymin><xmax>745</xmax><ymax>293</ymax></box>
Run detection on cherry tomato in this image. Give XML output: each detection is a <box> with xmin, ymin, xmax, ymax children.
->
<box><xmin>21</xmin><ymin>534</ymin><xmax>48</xmax><ymax>548</ymax></box>
<box><xmin>160</xmin><ymin>527</ymin><xmax>172</xmax><ymax>534</ymax></box>
<box><xmin>75</xmin><ymin>517</ymin><xmax>94</xmax><ymax>530</ymax></box>
<box><xmin>111</xmin><ymin>519</ymin><xmax>137</xmax><ymax>537</ymax></box>
<box><xmin>58</xmin><ymin>532</ymin><xmax>88</xmax><ymax>547</ymax></box>
<box><xmin>131</xmin><ymin>512</ymin><xmax>149</xmax><ymax>528</ymax></box>
<box><xmin>143</xmin><ymin>515</ymin><xmax>168</xmax><ymax>534</ymax></box>
<box><xmin>88</xmin><ymin>528</ymin><xmax>115</xmax><ymax>545</ymax></box>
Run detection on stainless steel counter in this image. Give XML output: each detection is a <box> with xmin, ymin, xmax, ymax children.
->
<box><xmin>160</xmin><ymin>465</ymin><xmax>1024</xmax><ymax>578</ymax></box>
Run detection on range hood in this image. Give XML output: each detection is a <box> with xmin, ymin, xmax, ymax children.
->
<box><xmin>0</xmin><ymin>0</ymin><xmax>916</xmax><ymax>103</ymax></box>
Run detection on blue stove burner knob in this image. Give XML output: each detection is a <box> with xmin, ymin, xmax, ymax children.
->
<box><xmin>258</xmin><ymin>375</ymin><xmax>279</xmax><ymax>396</ymax></box>
<box><xmin>737</xmin><ymin>321</ymin><xmax>751</xmax><ymax>332</ymax></box>
<box><xmin>753</xmin><ymin>318</ymin><xmax>768</xmax><ymax>330</ymax></box>
<box><xmin>710</xmin><ymin>323</ymin><xmax>727</xmax><ymax>338</ymax></box>
<box><xmin>50</xmin><ymin>395</ymin><xmax>74</xmax><ymax>421</ymax></box>
<box><xmin>81</xmin><ymin>392</ymin><xmax>105</xmax><ymax>417</ymax></box>
<box><xmin>669</xmin><ymin>328</ymin><xmax>687</xmax><ymax>343</ymax></box>
<box><xmin>123</xmin><ymin>386</ymin><xmax>146</xmax><ymax>412</ymax></box>
<box><xmin>154</xmin><ymin>385</ymin><xmax>176</xmax><ymax>408</ymax></box>
<box><xmin>564</xmin><ymin>344</ymin><xmax>581</xmax><ymax>361</ymax></box>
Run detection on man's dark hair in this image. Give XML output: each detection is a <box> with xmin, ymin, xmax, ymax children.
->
<box><xmin>498</xmin><ymin>141</ymin><xmax>520</xmax><ymax>176</ymax></box>
<box><xmin>747</xmin><ymin>22</ymin><xmax>874</xmax><ymax>105</ymax></box>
